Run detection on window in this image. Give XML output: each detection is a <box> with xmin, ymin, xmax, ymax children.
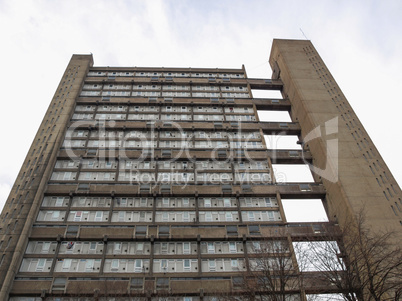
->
<box><xmin>36</xmin><ymin>259</ymin><xmax>46</xmax><ymax>271</ymax></box>
<box><xmin>207</xmin><ymin>243</ymin><xmax>215</xmax><ymax>254</ymax></box>
<box><xmin>131</xmin><ymin>278</ymin><xmax>143</xmax><ymax>289</ymax></box>
<box><xmin>229</xmin><ymin>242</ymin><xmax>237</xmax><ymax>253</ymax></box>
<box><xmin>66</xmin><ymin>225</ymin><xmax>79</xmax><ymax>237</ymax></box>
<box><xmin>156</xmin><ymin>277</ymin><xmax>169</xmax><ymax>289</ymax></box>
<box><xmin>95</xmin><ymin>211</ymin><xmax>103</xmax><ymax>221</ymax></box>
<box><xmin>183</xmin><ymin>259</ymin><xmax>191</xmax><ymax>271</ymax></box>
<box><xmin>161</xmin><ymin>173</ymin><xmax>170</xmax><ymax>181</ymax></box>
<box><xmin>183</xmin><ymin>212</ymin><xmax>190</xmax><ymax>222</ymax></box>
<box><xmin>55</xmin><ymin>197</ymin><xmax>64</xmax><ymax>207</ymax></box>
<box><xmin>98</xmin><ymin>198</ymin><xmax>106</xmax><ymax>206</ymax></box>
<box><xmin>140</xmin><ymin>198</ymin><xmax>147</xmax><ymax>206</ymax></box>
<box><xmin>85</xmin><ymin>259</ymin><xmax>94</xmax><ymax>271</ymax></box>
<box><xmin>161</xmin><ymin>259</ymin><xmax>168</xmax><ymax>271</ymax></box>
<box><xmin>158</xmin><ymin>226</ymin><xmax>169</xmax><ymax>237</ymax></box>
<box><xmin>51</xmin><ymin>211</ymin><xmax>60</xmax><ymax>221</ymax></box>
<box><xmin>111</xmin><ymin>259</ymin><xmax>119</xmax><ymax>270</ymax></box>
<box><xmin>265</xmin><ymin>198</ymin><xmax>272</xmax><ymax>207</ymax></box>
<box><xmin>248</xmin><ymin>212</ymin><xmax>255</xmax><ymax>221</ymax></box>
<box><xmin>252</xmin><ymin>241</ymin><xmax>261</xmax><ymax>251</ymax></box>
<box><xmin>63</xmin><ymin>172</ymin><xmax>72</xmax><ymax>180</ymax></box>
<box><xmin>249</xmin><ymin>225</ymin><xmax>260</xmax><ymax>235</ymax></box>
<box><xmin>231</xmin><ymin>259</ymin><xmax>238</xmax><ymax>269</ymax></box>
<box><xmin>62</xmin><ymin>259</ymin><xmax>72</xmax><ymax>271</ymax></box>
<box><xmin>227</xmin><ymin>226</ymin><xmax>238</xmax><ymax>236</ymax></box>
<box><xmin>162</xmin><ymin>198</ymin><xmax>169</xmax><ymax>206</ymax></box>
<box><xmin>224</xmin><ymin>198</ymin><xmax>231</xmax><ymax>207</ymax></box>
<box><xmin>42</xmin><ymin>242</ymin><xmax>51</xmax><ymax>253</ymax></box>
<box><xmin>183</xmin><ymin>242</ymin><xmax>190</xmax><ymax>254</ymax></box>
<box><xmin>299</xmin><ymin>183</ymin><xmax>311</xmax><ymax>191</ymax></box>
<box><xmin>204</xmin><ymin>198</ymin><xmax>211</xmax><ymax>207</ymax></box>
<box><xmin>208</xmin><ymin>260</ymin><xmax>216</xmax><ymax>271</ymax></box>
<box><xmin>118</xmin><ymin>198</ymin><xmax>127</xmax><ymax>206</ymax></box>
<box><xmin>134</xmin><ymin>259</ymin><xmax>143</xmax><ymax>272</ymax></box>
<box><xmin>89</xmin><ymin>242</ymin><xmax>97</xmax><ymax>253</ymax></box>
<box><xmin>136</xmin><ymin>226</ymin><xmax>147</xmax><ymax>236</ymax></box>
<box><xmin>226</xmin><ymin>212</ymin><xmax>233</xmax><ymax>221</ymax></box>
<box><xmin>137</xmin><ymin>242</ymin><xmax>144</xmax><ymax>253</ymax></box>
<box><xmin>205</xmin><ymin>212</ymin><xmax>212</xmax><ymax>221</ymax></box>
<box><xmin>161</xmin><ymin>243</ymin><xmax>168</xmax><ymax>254</ymax></box>
<box><xmin>114</xmin><ymin>242</ymin><xmax>122</xmax><ymax>254</ymax></box>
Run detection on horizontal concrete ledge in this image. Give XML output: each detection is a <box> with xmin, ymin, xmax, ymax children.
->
<box><xmin>247</xmin><ymin>78</ymin><xmax>283</xmax><ymax>90</ymax></box>
<box><xmin>253</xmin><ymin>98</ymin><xmax>290</xmax><ymax>110</ymax></box>
<box><xmin>84</xmin><ymin>75</ymin><xmax>283</xmax><ymax>90</ymax></box>
<box><xmin>259</xmin><ymin>121</ymin><xmax>301</xmax><ymax>135</ymax></box>
<box><xmin>56</xmin><ymin>149</ymin><xmax>310</xmax><ymax>164</ymax></box>
<box><xmin>45</xmin><ymin>183</ymin><xmax>324</xmax><ymax>198</ymax></box>
<box><xmin>10</xmin><ymin>274</ymin><xmax>346</xmax><ymax>296</ymax></box>
<box><xmin>68</xmin><ymin>120</ymin><xmax>299</xmax><ymax>134</ymax></box>
<box><xmin>29</xmin><ymin>222</ymin><xmax>338</xmax><ymax>242</ymax></box>
<box><xmin>77</xmin><ymin>97</ymin><xmax>289</xmax><ymax>108</ymax></box>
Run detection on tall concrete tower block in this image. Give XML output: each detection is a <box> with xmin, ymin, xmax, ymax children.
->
<box><xmin>269</xmin><ymin>39</ymin><xmax>401</xmax><ymax>234</ymax></box>
<box><xmin>0</xmin><ymin>40</ymin><xmax>400</xmax><ymax>300</ymax></box>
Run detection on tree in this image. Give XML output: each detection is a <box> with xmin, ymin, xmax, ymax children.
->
<box><xmin>221</xmin><ymin>238</ymin><xmax>303</xmax><ymax>301</ymax></box>
<box><xmin>300</xmin><ymin>212</ymin><xmax>402</xmax><ymax>301</ymax></box>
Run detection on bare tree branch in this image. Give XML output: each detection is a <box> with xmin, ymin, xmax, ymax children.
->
<box><xmin>299</xmin><ymin>210</ymin><xmax>402</xmax><ymax>301</ymax></box>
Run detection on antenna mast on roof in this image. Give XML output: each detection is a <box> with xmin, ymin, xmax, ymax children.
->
<box><xmin>300</xmin><ymin>28</ymin><xmax>308</xmax><ymax>40</ymax></box>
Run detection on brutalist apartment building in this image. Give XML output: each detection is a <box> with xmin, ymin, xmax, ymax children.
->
<box><xmin>0</xmin><ymin>39</ymin><xmax>400</xmax><ymax>300</ymax></box>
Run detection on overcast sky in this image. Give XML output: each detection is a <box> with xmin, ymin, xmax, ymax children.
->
<box><xmin>0</xmin><ymin>0</ymin><xmax>401</xmax><ymax>218</ymax></box>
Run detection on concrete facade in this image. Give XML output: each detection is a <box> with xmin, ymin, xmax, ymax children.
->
<box><xmin>269</xmin><ymin>39</ymin><xmax>401</xmax><ymax>234</ymax></box>
<box><xmin>0</xmin><ymin>40</ymin><xmax>399</xmax><ymax>300</ymax></box>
